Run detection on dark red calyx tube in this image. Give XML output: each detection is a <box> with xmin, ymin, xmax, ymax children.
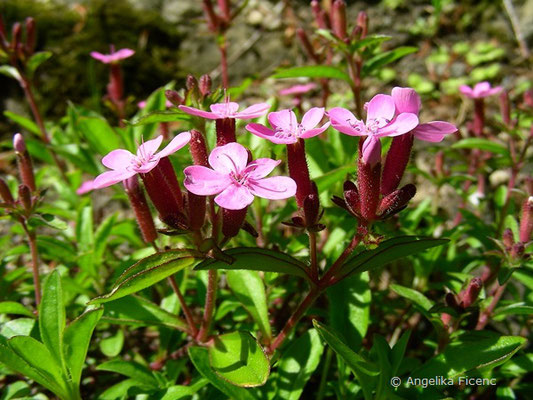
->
<box><xmin>215</xmin><ymin>118</ymin><xmax>236</xmax><ymax>146</ymax></box>
<box><xmin>199</xmin><ymin>74</ymin><xmax>212</xmax><ymax>97</ymax></box>
<box><xmin>381</xmin><ymin>133</ymin><xmax>414</xmax><ymax>196</ymax></box>
<box><xmin>331</xmin><ymin>0</ymin><xmax>347</xmax><ymax>41</ymax></box>
<box><xmin>13</xmin><ymin>133</ymin><xmax>36</xmax><ymax>192</ymax></box>
<box><xmin>520</xmin><ymin>196</ymin><xmax>533</xmax><ymax>243</ymax></box>
<box><xmin>222</xmin><ymin>207</ymin><xmax>247</xmax><ymax>238</ymax></box>
<box><xmin>18</xmin><ymin>184</ymin><xmax>32</xmax><ymax>213</ymax></box>
<box><xmin>459</xmin><ymin>277</ymin><xmax>482</xmax><ymax>309</ymax></box>
<box><xmin>123</xmin><ymin>176</ymin><xmax>157</xmax><ymax>243</ymax></box>
<box><xmin>378</xmin><ymin>184</ymin><xmax>416</xmax><ymax>218</ymax></box>
<box><xmin>187</xmin><ymin>130</ymin><xmax>209</xmax><ymax>231</ymax></box>
<box><xmin>287</xmin><ymin>139</ymin><xmax>312</xmax><ymax>209</ymax></box>
<box><xmin>473</xmin><ymin>98</ymin><xmax>485</xmax><ymax>137</ymax></box>
<box><xmin>303</xmin><ymin>182</ymin><xmax>320</xmax><ymax>226</ymax></box>
<box><xmin>502</xmin><ymin>228</ymin><xmax>515</xmax><ymax>249</ymax></box>
<box><xmin>357</xmin><ymin>138</ymin><xmax>381</xmax><ymax>222</ymax></box>
<box><xmin>165</xmin><ymin>90</ymin><xmax>184</xmax><ymax>106</ymax></box>
<box><xmin>108</xmin><ymin>64</ymin><xmax>123</xmax><ymax>104</ymax></box>
<box><xmin>0</xmin><ymin>178</ymin><xmax>14</xmax><ymax>205</ymax></box>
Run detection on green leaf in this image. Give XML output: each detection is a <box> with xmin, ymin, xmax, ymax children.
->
<box><xmin>3</xmin><ymin>111</ymin><xmax>40</xmax><ymax>135</ymax></box>
<box><xmin>339</xmin><ymin>236</ymin><xmax>449</xmax><ymax>280</ymax></box>
<box><xmin>26</xmin><ymin>51</ymin><xmax>53</xmax><ymax>76</ymax></box>
<box><xmin>226</xmin><ymin>270</ymin><xmax>272</xmax><ymax>340</ymax></box>
<box><xmin>362</xmin><ymin>46</ymin><xmax>418</xmax><ymax>76</ymax></box>
<box><xmin>273</xmin><ymin>66</ymin><xmax>351</xmax><ymax>83</ymax></box>
<box><xmin>413</xmin><ymin>331</ymin><xmax>526</xmax><ymax>379</ymax></box>
<box><xmin>0</xmin><ymin>66</ymin><xmax>21</xmax><ymax>81</ymax></box>
<box><xmin>99</xmin><ymin>330</ymin><xmax>124</xmax><ymax>357</ymax></box>
<box><xmin>39</xmin><ymin>270</ymin><xmax>66</xmax><ymax>369</ymax></box>
<box><xmin>188</xmin><ymin>346</ymin><xmax>256</xmax><ymax>400</ymax></box>
<box><xmin>76</xmin><ymin>117</ymin><xmax>122</xmax><ymax>155</ymax></box>
<box><xmin>390</xmin><ymin>330</ymin><xmax>410</xmax><ymax>376</ymax></box>
<box><xmin>275</xmin><ymin>329</ymin><xmax>324</xmax><ymax>400</ymax></box>
<box><xmin>494</xmin><ymin>303</ymin><xmax>533</xmax><ymax>316</ymax></box>
<box><xmin>97</xmin><ymin>359</ymin><xmax>158</xmax><ymax>388</ymax></box>
<box><xmin>128</xmin><ymin>110</ymin><xmax>192</xmax><ymax>126</ymax></box>
<box><xmin>208</xmin><ymin>331</ymin><xmax>270</xmax><ymax>387</ymax></box>
<box><xmin>0</xmin><ymin>302</ymin><xmax>35</xmax><ymax>318</ymax></box>
<box><xmin>159</xmin><ymin>380</ymin><xmax>209</xmax><ymax>400</ymax></box>
<box><xmin>195</xmin><ymin>248</ymin><xmax>308</xmax><ymax>279</ymax></box>
<box><xmin>63</xmin><ymin>308</ymin><xmax>103</xmax><ymax>386</ymax></box>
<box><xmin>313</xmin><ymin>165</ymin><xmax>352</xmax><ymax>192</ymax></box>
<box><xmin>101</xmin><ymin>295</ymin><xmax>189</xmax><ymax>331</ymax></box>
<box><xmin>88</xmin><ymin>251</ymin><xmax>202</xmax><ymax>305</ymax></box>
<box><xmin>452</xmin><ymin>138</ymin><xmax>508</xmax><ymax>156</ymax></box>
<box><xmin>350</xmin><ymin>35</ymin><xmax>391</xmax><ymax>52</ymax></box>
<box><xmin>389</xmin><ymin>284</ymin><xmax>434</xmax><ymax>311</ymax></box>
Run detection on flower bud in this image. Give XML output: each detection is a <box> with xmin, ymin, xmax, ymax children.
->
<box><xmin>377</xmin><ymin>184</ymin><xmax>416</xmax><ymax>218</ymax></box>
<box><xmin>123</xmin><ymin>176</ymin><xmax>157</xmax><ymax>243</ymax></box>
<box><xmin>460</xmin><ymin>277</ymin><xmax>482</xmax><ymax>308</ymax></box>
<box><xmin>311</xmin><ymin>1</ymin><xmax>329</xmax><ymax>29</ymax></box>
<box><xmin>303</xmin><ymin>183</ymin><xmax>320</xmax><ymax>226</ymax></box>
<box><xmin>165</xmin><ymin>90</ymin><xmax>184</xmax><ymax>106</ymax></box>
<box><xmin>357</xmin><ymin>11</ymin><xmax>368</xmax><ymax>39</ymax></box>
<box><xmin>331</xmin><ymin>0</ymin><xmax>347</xmax><ymax>41</ymax></box>
<box><xmin>0</xmin><ymin>178</ymin><xmax>14</xmax><ymax>205</ymax></box>
<box><xmin>381</xmin><ymin>133</ymin><xmax>414</xmax><ymax>196</ymax></box>
<box><xmin>222</xmin><ymin>207</ymin><xmax>247</xmax><ymax>238</ymax></box>
<box><xmin>18</xmin><ymin>184</ymin><xmax>32</xmax><ymax>213</ymax></box>
<box><xmin>287</xmin><ymin>139</ymin><xmax>312</xmax><ymax>209</ymax></box>
<box><xmin>11</xmin><ymin>22</ymin><xmax>22</xmax><ymax>51</ymax></box>
<box><xmin>502</xmin><ymin>228</ymin><xmax>515</xmax><ymax>249</ymax></box>
<box><xmin>189</xmin><ymin>130</ymin><xmax>209</xmax><ymax>167</ymax></box>
<box><xmin>296</xmin><ymin>28</ymin><xmax>319</xmax><ymax>63</ymax></box>
<box><xmin>358</xmin><ymin>139</ymin><xmax>381</xmax><ymax>222</ymax></box>
<box><xmin>519</xmin><ymin>196</ymin><xmax>533</xmax><ymax>243</ymax></box>
<box><xmin>343</xmin><ymin>181</ymin><xmax>360</xmax><ymax>217</ymax></box>
<box><xmin>186</xmin><ymin>74</ymin><xmax>198</xmax><ymax>92</ymax></box>
<box><xmin>202</xmin><ymin>0</ymin><xmax>219</xmax><ymax>32</ymax></box>
<box><xmin>13</xmin><ymin>133</ymin><xmax>36</xmax><ymax>192</ymax></box>
<box><xmin>499</xmin><ymin>91</ymin><xmax>511</xmax><ymax>127</ymax></box>
<box><xmin>473</xmin><ymin>98</ymin><xmax>485</xmax><ymax>137</ymax></box>
<box><xmin>510</xmin><ymin>242</ymin><xmax>525</xmax><ymax>259</ymax></box>
<box><xmin>217</xmin><ymin>0</ymin><xmax>231</xmax><ymax>22</ymax></box>
<box><xmin>25</xmin><ymin>17</ymin><xmax>36</xmax><ymax>55</ymax></box>
<box><xmin>199</xmin><ymin>74</ymin><xmax>212</xmax><ymax>97</ymax></box>
<box><xmin>215</xmin><ymin>117</ymin><xmax>236</xmax><ymax>146</ymax></box>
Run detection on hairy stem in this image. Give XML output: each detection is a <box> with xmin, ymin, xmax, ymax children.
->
<box><xmin>21</xmin><ymin>220</ymin><xmax>41</xmax><ymax>306</ymax></box>
<box><xmin>168</xmin><ymin>275</ymin><xmax>198</xmax><ymax>337</ymax></box>
<box><xmin>198</xmin><ymin>269</ymin><xmax>218</xmax><ymax>342</ymax></box>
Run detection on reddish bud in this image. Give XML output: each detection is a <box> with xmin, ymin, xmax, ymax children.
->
<box><xmin>165</xmin><ymin>90</ymin><xmax>184</xmax><ymax>106</ymax></box>
<box><xmin>222</xmin><ymin>207</ymin><xmax>247</xmax><ymax>238</ymax></box>
<box><xmin>296</xmin><ymin>28</ymin><xmax>318</xmax><ymax>63</ymax></box>
<box><xmin>0</xmin><ymin>178</ymin><xmax>14</xmax><ymax>204</ymax></box>
<box><xmin>311</xmin><ymin>1</ymin><xmax>329</xmax><ymax>29</ymax></box>
<box><xmin>18</xmin><ymin>184</ymin><xmax>32</xmax><ymax>213</ymax></box>
<box><xmin>217</xmin><ymin>0</ymin><xmax>231</xmax><ymax>22</ymax></box>
<box><xmin>473</xmin><ymin>98</ymin><xmax>485</xmax><ymax>137</ymax></box>
<box><xmin>303</xmin><ymin>183</ymin><xmax>320</xmax><ymax>226</ymax></box>
<box><xmin>189</xmin><ymin>130</ymin><xmax>209</xmax><ymax>167</ymax></box>
<box><xmin>378</xmin><ymin>184</ymin><xmax>416</xmax><ymax>218</ymax></box>
<box><xmin>123</xmin><ymin>176</ymin><xmax>157</xmax><ymax>243</ymax></box>
<box><xmin>186</xmin><ymin>75</ymin><xmax>198</xmax><ymax>92</ymax></box>
<box><xmin>215</xmin><ymin>118</ymin><xmax>236</xmax><ymax>146</ymax></box>
<box><xmin>13</xmin><ymin>133</ymin><xmax>36</xmax><ymax>192</ymax></box>
<box><xmin>519</xmin><ymin>196</ymin><xmax>533</xmax><ymax>243</ymax></box>
<box><xmin>202</xmin><ymin>0</ymin><xmax>219</xmax><ymax>32</ymax></box>
<box><xmin>357</xmin><ymin>11</ymin><xmax>369</xmax><ymax>39</ymax></box>
<box><xmin>502</xmin><ymin>228</ymin><xmax>515</xmax><ymax>248</ymax></box>
<box><xmin>524</xmin><ymin>89</ymin><xmax>533</xmax><ymax>109</ymax></box>
<box><xmin>499</xmin><ymin>91</ymin><xmax>511</xmax><ymax>127</ymax></box>
<box><xmin>287</xmin><ymin>139</ymin><xmax>312</xmax><ymax>209</ymax></box>
<box><xmin>358</xmin><ymin>139</ymin><xmax>381</xmax><ymax>222</ymax></box>
<box><xmin>25</xmin><ymin>17</ymin><xmax>36</xmax><ymax>55</ymax></box>
<box><xmin>381</xmin><ymin>133</ymin><xmax>414</xmax><ymax>196</ymax></box>
<box><xmin>445</xmin><ymin>292</ymin><xmax>459</xmax><ymax>309</ymax></box>
<box><xmin>460</xmin><ymin>277</ymin><xmax>482</xmax><ymax>308</ymax></box>
<box><xmin>331</xmin><ymin>0</ymin><xmax>347</xmax><ymax>41</ymax></box>
<box><xmin>441</xmin><ymin>313</ymin><xmax>452</xmax><ymax>328</ymax></box>
<box><xmin>199</xmin><ymin>74</ymin><xmax>212</xmax><ymax>97</ymax></box>
<box><xmin>343</xmin><ymin>181</ymin><xmax>360</xmax><ymax>217</ymax></box>
<box><xmin>11</xmin><ymin>22</ymin><xmax>22</xmax><ymax>51</ymax></box>
<box><xmin>510</xmin><ymin>242</ymin><xmax>525</xmax><ymax>259</ymax></box>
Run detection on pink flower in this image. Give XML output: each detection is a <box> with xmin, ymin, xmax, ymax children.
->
<box><xmin>459</xmin><ymin>82</ymin><xmax>503</xmax><ymax>99</ymax></box>
<box><xmin>328</xmin><ymin>94</ymin><xmax>419</xmax><ymax>165</ymax></box>
<box><xmin>279</xmin><ymin>83</ymin><xmax>317</xmax><ymax>96</ymax></box>
<box><xmin>183</xmin><ymin>142</ymin><xmax>296</xmax><ymax>210</ymax></box>
<box><xmin>391</xmin><ymin>87</ymin><xmax>457</xmax><ymax>142</ymax></box>
<box><xmin>245</xmin><ymin>108</ymin><xmax>330</xmax><ymax>144</ymax></box>
<box><xmin>93</xmin><ymin>133</ymin><xmax>191</xmax><ymax>189</ymax></box>
<box><xmin>76</xmin><ymin>179</ymin><xmax>95</xmax><ymax>195</ymax></box>
<box><xmin>179</xmin><ymin>100</ymin><xmax>270</xmax><ymax>120</ymax></box>
<box><xmin>90</xmin><ymin>48</ymin><xmax>135</xmax><ymax>64</ymax></box>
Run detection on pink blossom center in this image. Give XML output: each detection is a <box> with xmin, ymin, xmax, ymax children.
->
<box><xmin>349</xmin><ymin>117</ymin><xmax>389</xmax><ymax>136</ymax></box>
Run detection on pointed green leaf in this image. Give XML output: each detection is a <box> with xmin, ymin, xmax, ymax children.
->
<box><xmin>339</xmin><ymin>236</ymin><xmax>448</xmax><ymax>279</ymax></box>
<box><xmin>76</xmin><ymin>117</ymin><xmax>122</xmax><ymax>155</ymax></box>
<box><xmin>3</xmin><ymin>111</ymin><xmax>40</xmax><ymax>135</ymax></box>
<box><xmin>26</xmin><ymin>51</ymin><xmax>53</xmax><ymax>76</ymax></box>
<box><xmin>0</xmin><ymin>302</ymin><xmax>35</xmax><ymax>318</ymax></box>
<box><xmin>39</xmin><ymin>270</ymin><xmax>66</xmax><ymax>369</ymax></box>
<box><xmin>0</xmin><ymin>66</ymin><xmax>21</xmax><ymax>81</ymax></box>
<box><xmin>276</xmin><ymin>329</ymin><xmax>324</xmax><ymax>400</ymax></box>
<box><xmin>273</xmin><ymin>65</ymin><xmax>351</xmax><ymax>83</ymax></box>
<box><xmin>99</xmin><ymin>329</ymin><xmax>124</xmax><ymax>357</ymax></box>
<box><xmin>63</xmin><ymin>307</ymin><xmax>103</xmax><ymax>386</ymax></box>
<box><xmin>390</xmin><ymin>330</ymin><xmax>411</xmax><ymax>376</ymax></box>
<box><xmin>195</xmin><ymin>248</ymin><xmax>308</xmax><ymax>279</ymax></box>
<box><xmin>97</xmin><ymin>359</ymin><xmax>158</xmax><ymax>388</ymax></box>
<box><xmin>227</xmin><ymin>270</ymin><xmax>272</xmax><ymax>340</ymax></box>
<box><xmin>452</xmin><ymin>138</ymin><xmax>508</xmax><ymax>156</ymax></box>
<box><xmin>208</xmin><ymin>331</ymin><xmax>270</xmax><ymax>387</ymax></box>
<box><xmin>362</xmin><ymin>46</ymin><xmax>418</xmax><ymax>76</ymax></box>
<box><xmin>389</xmin><ymin>284</ymin><xmax>434</xmax><ymax>311</ymax></box>
<box><xmin>128</xmin><ymin>110</ymin><xmax>192</xmax><ymax>126</ymax></box>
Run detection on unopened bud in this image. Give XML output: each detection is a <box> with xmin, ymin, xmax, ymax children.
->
<box><xmin>25</xmin><ymin>17</ymin><xmax>36</xmax><ymax>55</ymax></box>
<box><xmin>378</xmin><ymin>184</ymin><xmax>416</xmax><ymax>218</ymax></box>
<box><xmin>13</xmin><ymin>133</ymin><xmax>36</xmax><ymax>192</ymax></box>
<box><xmin>165</xmin><ymin>90</ymin><xmax>184</xmax><ymax>106</ymax></box>
<box><xmin>217</xmin><ymin>0</ymin><xmax>231</xmax><ymax>22</ymax></box>
<box><xmin>311</xmin><ymin>0</ymin><xmax>329</xmax><ymax>29</ymax></box>
<box><xmin>510</xmin><ymin>242</ymin><xmax>525</xmax><ymax>259</ymax></box>
<box><xmin>519</xmin><ymin>196</ymin><xmax>533</xmax><ymax>243</ymax></box>
<box><xmin>202</xmin><ymin>0</ymin><xmax>219</xmax><ymax>32</ymax></box>
<box><xmin>461</xmin><ymin>277</ymin><xmax>482</xmax><ymax>308</ymax></box>
<box><xmin>199</xmin><ymin>74</ymin><xmax>212</xmax><ymax>96</ymax></box>
<box><xmin>18</xmin><ymin>184</ymin><xmax>32</xmax><ymax>212</ymax></box>
<box><xmin>123</xmin><ymin>176</ymin><xmax>157</xmax><ymax>243</ymax></box>
<box><xmin>0</xmin><ymin>178</ymin><xmax>14</xmax><ymax>204</ymax></box>
<box><xmin>222</xmin><ymin>207</ymin><xmax>247</xmax><ymax>238</ymax></box>
<box><xmin>331</xmin><ymin>0</ymin><xmax>347</xmax><ymax>41</ymax></box>
<box><xmin>357</xmin><ymin>11</ymin><xmax>368</xmax><ymax>39</ymax></box>
<box><xmin>303</xmin><ymin>183</ymin><xmax>320</xmax><ymax>226</ymax></box>
<box><xmin>189</xmin><ymin>130</ymin><xmax>209</xmax><ymax>167</ymax></box>
<box><xmin>502</xmin><ymin>228</ymin><xmax>515</xmax><ymax>248</ymax></box>
<box><xmin>343</xmin><ymin>181</ymin><xmax>360</xmax><ymax>217</ymax></box>
<box><xmin>11</xmin><ymin>22</ymin><xmax>22</xmax><ymax>51</ymax></box>
<box><xmin>215</xmin><ymin>117</ymin><xmax>236</xmax><ymax>146</ymax></box>
<box><xmin>296</xmin><ymin>28</ymin><xmax>319</xmax><ymax>63</ymax></box>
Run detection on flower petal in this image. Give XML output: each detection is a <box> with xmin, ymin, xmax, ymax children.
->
<box><xmin>183</xmin><ymin>165</ymin><xmax>231</xmax><ymax>195</ymax></box>
<box><xmin>102</xmin><ymin>149</ymin><xmax>135</xmax><ymax>170</ymax></box>
<box><xmin>111</xmin><ymin>48</ymin><xmax>134</xmax><ymax>61</ymax></box>
<box><xmin>459</xmin><ymin>85</ymin><xmax>474</xmax><ymax>98</ymax></box>
<box><xmin>391</xmin><ymin>87</ymin><xmax>421</xmax><ymax>115</ymax></box>
<box><xmin>179</xmin><ymin>105</ymin><xmax>218</xmax><ymax>119</ymax></box>
<box><xmin>234</xmin><ymin>103</ymin><xmax>271</xmax><ymax>119</ymax></box>
<box><xmin>246</xmin><ymin>123</ymin><xmax>296</xmax><ymax>144</ymax></box>
<box><xmin>90</xmin><ymin>51</ymin><xmax>111</xmax><ymax>63</ymax></box>
<box><xmin>473</xmin><ymin>82</ymin><xmax>491</xmax><ymax>97</ymax></box>
<box><xmin>366</xmin><ymin>94</ymin><xmax>395</xmax><ymax>122</ymax></box>
<box><xmin>76</xmin><ymin>179</ymin><xmax>95</xmax><ymax>195</ymax></box>
<box><xmin>377</xmin><ymin>113</ymin><xmax>419</xmax><ymax>137</ymax></box>
<box><xmin>210</xmin><ymin>102</ymin><xmax>240</xmax><ymax>117</ymax></box>
<box><xmin>361</xmin><ymin>136</ymin><xmax>382</xmax><ymax>166</ymax></box>
<box><xmin>156</xmin><ymin>131</ymin><xmax>191</xmax><ymax>159</ymax></box>
<box><xmin>244</xmin><ymin>158</ymin><xmax>281</xmax><ymax>180</ymax></box>
<box><xmin>209</xmin><ymin>142</ymin><xmax>249</xmax><ymax>174</ymax></box>
<box><xmin>299</xmin><ymin>122</ymin><xmax>330</xmax><ymax>139</ymax></box>
<box><xmin>412</xmin><ymin>121</ymin><xmax>457</xmax><ymax>142</ymax></box>
<box><xmin>137</xmin><ymin>136</ymin><xmax>163</xmax><ymax>159</ymax></box>
<box><xmin>328</xmin><ymin>107</ymin><xmax>363</xmax><ymax>136</ymax></box>
<box><xmin>268</xmin><ymin>109</ymin><xmax>297</xmax><ymax>130</ymax></box>
<box><xmin>215</xmin><ymin>184</ymin><xmax>254</xmax><ymax>210</ymax></box>
<box><xmin>301</xmin><ymin>107</ymin><xmax>325</xmax><ymax>130</ymax></box>
<box><xmin>248</xmin><ymin>176</ymin><xmax>297</xmax><ymax>200</ymax></box>
<box><xmin>486</xmin><ymin>86</ymin><xmax>503</xmax><ymax>97</ymax></box>
<box><xmin>93</xmin><ymin>169</ymin><xmax>136</xmax><ymax>189</ymax></box>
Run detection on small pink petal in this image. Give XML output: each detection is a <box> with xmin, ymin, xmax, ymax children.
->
<box><xmin>299</xmin><ymin>122</ymin><xmax>330</xmax><ymax>139</ymax></box>
<box><xmin>248</xmin><ymin>176</ymin><xmax>297</xmax><ymax>200</ymax></box>
<box><xmin>90</xmin><ymin>51</ymin><xmax>110</xmax><ymax>63</ymax></box>
<box><xmin>210</xmin><ymin>102</ymin><xmax>240</xmax><ymax>117</ymax></box>
<box><xmin>486</xmin><ymin>86</ymin><xmax>503</xmax><ymax>97</ymax></box>
<box><xmin>244</xmin><ymin>158</ymin><xmax>281</xmax><ymax>180</ymax></box>
<box><xmin>179</xmin><ymin>105</ymin><xmax>218</xmax><ymax>119</ymax></box>
<box><xmin>183</xmin><ymin>165</ymin><xmax>231</xmax><ymax>195</ymax></box>
<box><xmin>328</xmin><ymin>107</ymin><xmax>363</xmax><ymax>136</ymax></box>
<box><xmin>268</xmin><ymin>109</ymin><xmax>297</xmax><ymax>130</ymax></box>
<box><xmin>361</xmin><ymin>136</ymin><xmax>382</xmax><ymax>166</ymax></box>
<box><xmin>391</xmin><ymin>87</ymin><xmax>421</xmax><ymax>115</ymax></box>
<box><xmin>137</xmin><ymin>136</ymin><xmax>163</xmax><ymax>159</ymax></box>
<box><xmin>137</xmin><ymin>100</ymin><xmax>147</xmax><ymax>109</ymax></box>
<box><xmin>234</xmin><ymin>103</ymin><xmax>271</xmax><ymax>119</ymax></box>
<box><xmin>112</xmin><ymin>48</ymin><xmax>135</xmax><ymax>61</ymax></box>
<box><xmin>102</xmin><ymin>149</ymin><xmax>135</xmax><ymax>170</ymax></box>
<box><xmin>459</xmin><ymin>85</ymin><xmax>474</xmax><ymax>98</ymax></box>
<box><xmin>413</xmin><ymin>121</ymin><xmax>457</xmax><ymax>142</ymax></box>
<box><xmin>156</xmin><ymin>131</ymin><xmax>191</xmax><ymax>159</ymax></box>
<box><xmin>473</xmin><ymin>82</ymin><xmax>491</xmax><ymax>97</ymax></box>
<box><xmin>245</xmin><ymin>123</ymin><xmax>283</xmax><ymax>143</ymax></box>
<box><xmin>77</xmin><ymin>180</ymin><xmax>95</xmax><ymax>195</ymax></box>
<box><xmin>366</xmin><ymin>94</ymin><xmax>395</xmax><ymax>122</ymax></box>
<box><xmin>209</xmin><ymin>143</ymin><xmax>249</xmax><ymax>174</ymax></box>
<box><xmin>301</xmin><ymin>107</ymin><xmax>325</xmax><ymax>130</ymax></box>
<box><xmin>215</xmin><ymin>184</ymin><xmax>255</xmax><ymax>210</ymax></box>
<box><xmin>377</xmin><ymin>113</ymin><xmax>419</xmax><ymax>137</ymax></box>
<box><xmin>93</xmin><ymin>169</ymin><xmax>136</xmax><ymax>189</ymax></box>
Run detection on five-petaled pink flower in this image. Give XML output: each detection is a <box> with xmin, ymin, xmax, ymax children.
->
<box><xmin>183</xmin><ymin>142</ymin><xmax>296</xmax><ymax>210</ymax></box>
<box><xmin>179</xmin><ymin>99</ymin><xmax>270</xmax><ymax>120</ymax></box>
<box><xmin>245</xmin><ymin>108</ymin><xmax>330</xmax><ymax>144</ymax></box>
<box><xmin>328</xmin><ymin>94</ymin><xmax>419</xmax><ymax>165</ymax></box>
<box><xmin>459</xmin><ymin>82</ymin><xmax>502</xmax><ymax>99</ymax></box>
<box><xmin>90</xmin><ymin>48</ymin><xmax>135</xmax><ymax>64</ymax></box>
<box><xmin>93</xmin><ymin>133</ymin><xmax>191</xmax><ymax>189</ymax></box>
<box><xmin>391</xmin><ymin>87</ymin><xmax>457</xmax><ymax>142</ymax></box>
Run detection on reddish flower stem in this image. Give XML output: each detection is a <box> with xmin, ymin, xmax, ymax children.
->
<box><xmin>219</xmin><ymin>35</ymin><xmax>229</xmax><ymax>89</ymax></box>
<box><xmin>20</xmin><ymin>220</ymin><xmax>41</xmax><ymax>306</ymax></box>
<box><xmin>197</xmin><ymin>269</ymin><xmax>218</xmax><ymax>342</ymax></box>
<box><xmin>476</xmin><ymin>282</ymin><xmax>508</xmax><ymax>330</ymax></box>
<box><xmin>168</xmin><ymin>275</ymin><xmax>198</xmax><ymax>337</ymax></box>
